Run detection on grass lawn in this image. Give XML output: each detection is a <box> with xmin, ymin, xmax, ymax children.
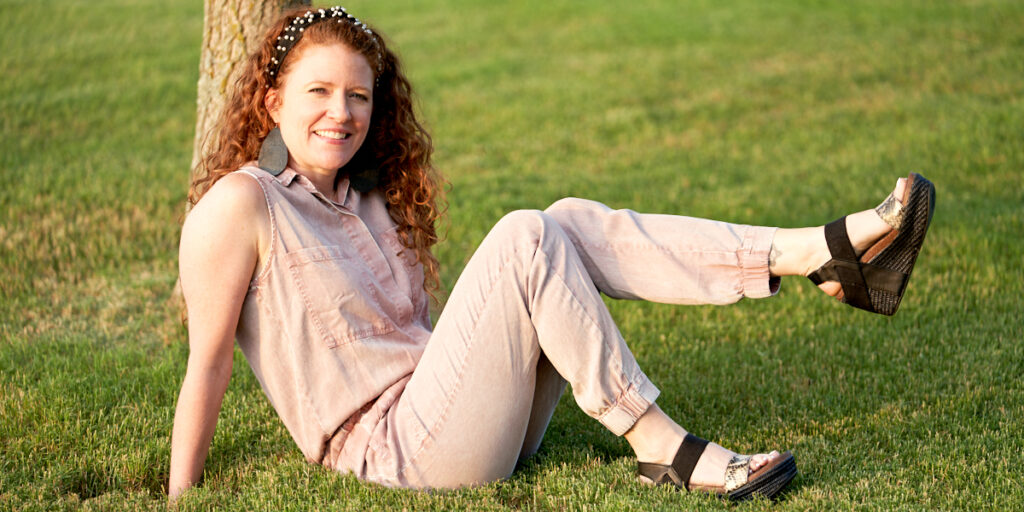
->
<box><xmin>2</xmin><ymin>0</ymin><xmax>1023</xmax><ymax>510</ymax></box>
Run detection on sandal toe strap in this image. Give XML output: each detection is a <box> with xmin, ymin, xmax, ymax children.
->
<box><xmin>875</xmin><ymin>192</ymin><xmax>906</xmax><ymax>230</ymax></box>
<box><xmin>724</xmin><ymin>454</ymin><xmax>752</xmax><ymax>493</ymax></box>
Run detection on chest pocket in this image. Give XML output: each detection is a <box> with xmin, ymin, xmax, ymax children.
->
<box><xmin>285</xmin><ymin>245</ymin><xmax>395</xmax><ymax>348</ymax></box>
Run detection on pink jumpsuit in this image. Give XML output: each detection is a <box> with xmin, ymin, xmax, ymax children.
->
<box><xmin>232</xmin><ymin>165</ymin><xmax>778</xmax><ymax>488</ymax></box>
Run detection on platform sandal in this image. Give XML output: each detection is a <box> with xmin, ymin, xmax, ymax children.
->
<box><xmin>637</xmin><ymin>433</ymin><xmax>798</xmax><ymax>502</ymax></box>
<box><xmin>808</xmin><ymin>172</ymin><xmax>936</xmax><ymax>316</ymax></box>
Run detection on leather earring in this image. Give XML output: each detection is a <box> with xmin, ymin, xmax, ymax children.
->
<box><xmin>258</xmin><ymin>126</ymin><xmax>288</xmax><ymax>176</ymax></box>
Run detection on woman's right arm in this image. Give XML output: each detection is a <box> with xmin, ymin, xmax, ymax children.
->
<box><xmin>168</xmin><ymin>174</ymin><xmax>269</xmax><ymax>500</ymax></box>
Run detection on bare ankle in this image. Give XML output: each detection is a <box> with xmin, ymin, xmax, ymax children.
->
<box><xmin>769</xmin><ymin>226</ymin><xmax>827</xmax><ymax>277</ymax></box>
<box><xmin>625</xmin><ymin>404</ymin><xmax>686</xmax><ymax>464</ymax></box>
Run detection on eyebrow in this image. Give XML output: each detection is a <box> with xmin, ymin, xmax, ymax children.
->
<box><xmin>301</xmin><ymin>80</ymin><xmax>371</xmax><ymax>90</ymax></box>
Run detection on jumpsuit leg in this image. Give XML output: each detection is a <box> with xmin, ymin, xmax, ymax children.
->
<box><xmin>370</xmin><ymin>200</ymin><xmax>777</xmax><ymax>488</ymax></box>
<box><xmin>544</xmin><ymin>197</ymin><xmax>779</xmax><ymax>303</ymax></box>
<box><xmin>517</xmin><ymin>354</ymin><xmax>565</xmax><ymax>463</ymax></box>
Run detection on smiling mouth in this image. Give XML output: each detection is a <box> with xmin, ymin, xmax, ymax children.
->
<box><xmin>314</xmin><ymin>130</ymin><xmax>350</xmax><ymax>140</ymax></box>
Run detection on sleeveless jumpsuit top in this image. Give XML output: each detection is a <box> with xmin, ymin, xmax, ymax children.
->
<box><xmin>232</xmin><ymin>165</ymin><xmax>432</xmax><ymax>474</ymax></box>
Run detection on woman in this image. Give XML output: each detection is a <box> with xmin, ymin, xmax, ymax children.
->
<box><xmin>169</xmin><ymin>6</ymin><xmax>935</xmax><ymax>502</ymax></box>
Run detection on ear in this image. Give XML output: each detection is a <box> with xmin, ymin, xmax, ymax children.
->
<box><xmin>264</xmin><ymin>88</ymin><xmax>282</xmax><ymax>124</ymax></box>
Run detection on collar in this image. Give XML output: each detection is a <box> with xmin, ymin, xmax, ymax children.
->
<box><xmin>268</xmin><ymin>167</ymin><xmax>299</xmax><ymax>187</ymax></box>
<box><xmin>288</xmin><ymin>168</ymin><xmax>353</xmax><ymax>207</ymax></box>
<box><xmin>248</xmin><ymin>163</ymin><xmax>354</xmax><ymax>207</ymax></box>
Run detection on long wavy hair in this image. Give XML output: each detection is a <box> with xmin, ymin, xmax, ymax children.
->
<box><xmin>189</xmin><ymin>8</ymin><xmax>445</xmax><ymax>295</ymax></box>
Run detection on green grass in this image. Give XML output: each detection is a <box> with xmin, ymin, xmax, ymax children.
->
<box><xmin>2</xmin><ymin>0</ymin><xmax>1023</xmax><ymax>510</ymax></box>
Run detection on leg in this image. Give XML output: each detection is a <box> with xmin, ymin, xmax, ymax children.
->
<box><xmin>376</xmin><ymin>210</ymin><xmax>657</xmax><ymax>488</ymax></box>
<box><xmin>535</xmin><ymin>198</ymin><xmax>788</xmax><ymax>492</ymax></box>
<box><xmin>374</xmin><ymin>178</ymin><xmax>913</xmax><ymax>491</ymax></box>
<box><xmin>543</xmin><ymin>198</ymin><xmax>779</xmax><ymax>305</ymax></box>
<box><xmin>541</xmin><ymin>178</ymin><xmax>913</xmax><ymax>494</ymax></box>
<box><xmin>545</xmin><ymin>178</ymin><xmax>910</xmax><ymax>303</ymax></box>
<box><xmin>518</xmin><ymin>354</ymin><xmax>566</xmax><ymax>463</ymax></box>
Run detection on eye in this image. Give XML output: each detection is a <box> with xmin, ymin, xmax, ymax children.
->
<box><xmin>349</xmin><ymin>91</ymin><xmax>370</xmax><ymax>102</ymax></box>
<box><xmin>308</xmin><ymin>87</ymin><xmax>328</xmax><ymax>94</ymax></box>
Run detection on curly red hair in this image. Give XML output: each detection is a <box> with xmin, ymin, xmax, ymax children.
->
<box><xmin>189</xmin><ymin>8</ymin><xmax>445</xmax><ymax>295</ymax></box>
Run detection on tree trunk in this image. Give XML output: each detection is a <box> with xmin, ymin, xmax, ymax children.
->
<box><xmin>191</xmin><ymin>0</ymin><xmax>310</xmax><ymax>172</ymax></box>
<box><xmin>172</xmin><ymin>0</ymin><xmax>308</xmax><ymax>314</ymax></box>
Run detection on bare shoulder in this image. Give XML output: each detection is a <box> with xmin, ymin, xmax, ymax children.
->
<box><xmin>181</xmin><ymin>172</ymin><xmax>270</xmax><ymax>258</ymax></box>
<box><xmin>190</xmin><ymin>172</ymin><xmax>267</xmax><ymax>222</ymax></box>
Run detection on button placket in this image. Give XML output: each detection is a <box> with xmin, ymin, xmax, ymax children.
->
<box><xmin>340</xmin><ymin>213</ymin><xmax>414</xmax><ymax>324</ymax></box>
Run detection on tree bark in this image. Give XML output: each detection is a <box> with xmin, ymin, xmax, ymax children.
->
<box><xmin>190</xmin><ymin>0</ymin><xmax>309</xmax><ymax>172</ymax></box>
<box><xmin>173</xmin><ymin>0</ymin><xmax>308</xmax><ymax>313</ymax></box>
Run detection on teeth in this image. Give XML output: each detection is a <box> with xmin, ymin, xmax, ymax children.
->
<box><xmin>315</xmin><ymin>130</ymin><xmax>349</xmax><ymax>140</ymax></box>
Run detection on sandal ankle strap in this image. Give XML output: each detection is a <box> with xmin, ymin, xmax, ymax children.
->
<box><xmin>636</xmin><ymin>433</ymin><xmax>708</xmax><ymax>491</ymax></box>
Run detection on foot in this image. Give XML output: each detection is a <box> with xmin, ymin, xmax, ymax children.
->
<box><xmin>812</xmin><ymin>177</ymin><xmax>906</xmax><ymax>297</ymax></box>
<box><xmin>638</xmin><ymin>437</ymin><xmax>781</xmax><ymax>490</ymax></box>
<box><xmin>687</xmin><ymin>442</ymin><xmax>781</xmax><ymax>490</ymax></box>
<box><xmin>628</xmin><ymin>407</ymin><xmax>797</xmax><ymax>500</ymax></box>
<box><xmin>769</xmin><ymin>178</ymin><xmax>907</xmax><ymax>298</ymax></box>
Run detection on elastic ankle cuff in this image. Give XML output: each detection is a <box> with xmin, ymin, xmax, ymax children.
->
<box><xmin>599</xmin><ymin>379</ymin><xmax>660</xmax><ymax>436</ymax></box>
<box><xmin>740</xmin><ymin>227</ymin><xmax>780</xmax><ymax>299</ymax></box>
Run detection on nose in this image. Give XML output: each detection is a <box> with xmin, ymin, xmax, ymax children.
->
<box><xmin>326</xmin><ymin>93</ymin><xmax>351</xmax><ymax>122</ymax></box>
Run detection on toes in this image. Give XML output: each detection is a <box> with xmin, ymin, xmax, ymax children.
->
<box><xmin>749</xmin><ymin>451</ymin><xmax>781</xmax><ymax>471</ymax></box>
<box><xmin>894</xmin><ymin>177</ymin><xmax>907</xmax><ymax>203</ymax></box>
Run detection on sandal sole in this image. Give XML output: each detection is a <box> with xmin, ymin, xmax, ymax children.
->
<box><xmin>857</xmin><ymin>172</ymin><xmax>936</xmax><ymax>315</ymax></box>
<box><xmin>727</xmin><ymin>451</ymin><xmax>798</xmax><ymax>501</ymax></box>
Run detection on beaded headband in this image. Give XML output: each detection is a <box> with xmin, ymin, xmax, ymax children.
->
<box><xmin>266</xmin><ymin>6</ymin><xmax>381</xmax><ymax>83</ymax></box>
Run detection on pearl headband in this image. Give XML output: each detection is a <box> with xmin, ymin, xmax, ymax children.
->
<box><xmin>266</xmin><ymin>6</ymin><xmax>382</xmax><ymax>82</ymax></box>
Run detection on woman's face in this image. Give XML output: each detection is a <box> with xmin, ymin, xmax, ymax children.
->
<box><xmin>265</xmin><ymin>43</ymin><xmax>374</xmax><ymax>181</ymax></box>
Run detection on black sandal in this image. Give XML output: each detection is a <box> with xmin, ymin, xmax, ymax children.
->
<box><xmin>808</xmin><ymin>172</ymin><xmax>936</xmax><ymax>316</ymax></box>
<box><xmin>636</xmin><ymin>433</ymin><xmax>797</xmax><ymax>502</ymax></box>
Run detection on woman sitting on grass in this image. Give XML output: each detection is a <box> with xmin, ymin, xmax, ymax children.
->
<box><xmin>169</xmin><ymin>6</ymin><xmax>935</xmax><ymax>502</ymax></box>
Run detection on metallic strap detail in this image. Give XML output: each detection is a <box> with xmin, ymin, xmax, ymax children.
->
<box><xmin>875</xmin><ymin>192</ymin><xmax>905</xmax><ymax>230</ymax></box>
<box><xmin>723</xmin><ymin>454</ymin><xmax>751</xmax><ymax>493</ymax></box>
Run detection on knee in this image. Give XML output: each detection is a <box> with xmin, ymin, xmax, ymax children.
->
<box><xmin>544</xmin><ymin>197</ymin><xmax>592</xmax><ymax>217</ymax></box>
<box><xmin>491</xmin><ymin>209</ymin><xmax>549</xmax><ymax>243</ymax></box>
<box><xmin>544</xmin><ymin>197</ymin><xmax>607</xmax><ymax>221</ymax></box>
<box><xmin>486</xmin><ymin>209</ymin><xmax>572</xmax><ymax>255</ymax></box>
<box><xmin>544</xmin><ymin>197</ymin><xmax>607</xmax><ymax>237</ymax></box>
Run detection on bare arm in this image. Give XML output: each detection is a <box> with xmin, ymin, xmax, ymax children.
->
<box><xmin>169</xmin><ymin>174</ymin><xmax>268</xmax><ymax>500</ymax></box>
